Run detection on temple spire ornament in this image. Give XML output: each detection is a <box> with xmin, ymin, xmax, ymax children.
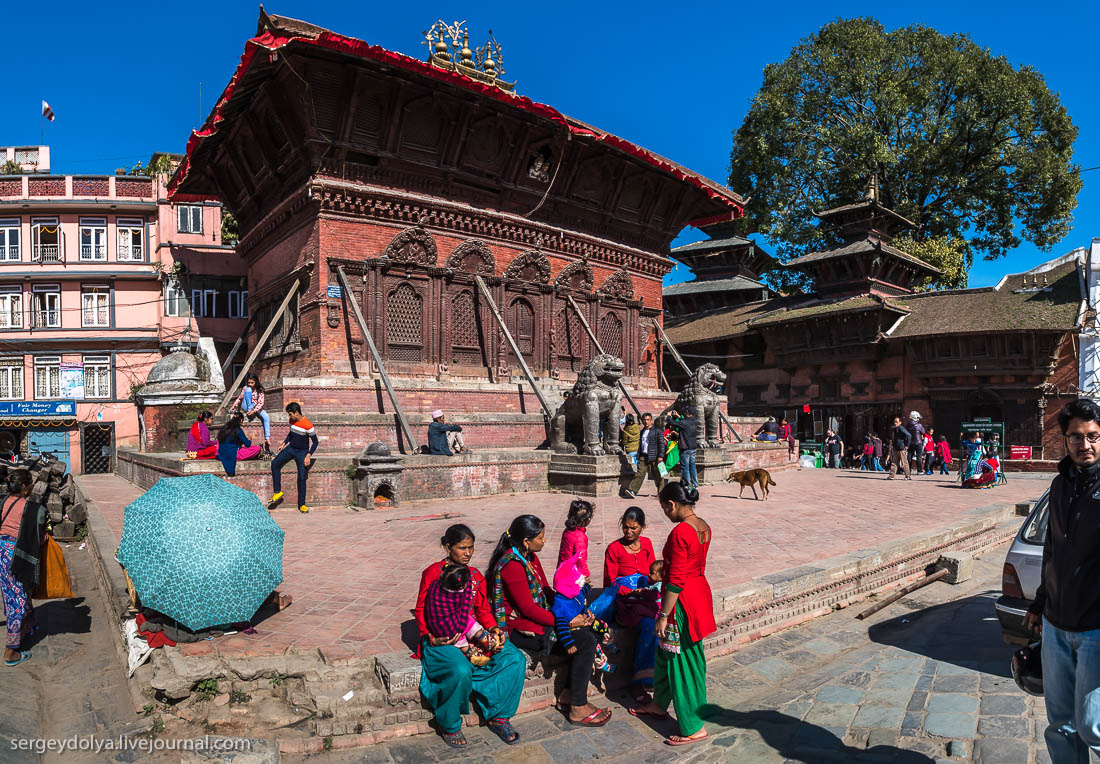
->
<box><xmin>424</xmin><ymin>20</ymin><xmax>515</xmax><ymax>91</ymax></box>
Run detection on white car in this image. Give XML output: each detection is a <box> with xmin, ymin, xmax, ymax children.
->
<box><xmin>996</xmin><ymin>489</ymin><xmax>1049</xmax><ymax>645</ymax></box>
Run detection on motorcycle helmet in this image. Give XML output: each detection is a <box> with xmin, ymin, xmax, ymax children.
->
<box><xmin>1011</xmin><ymin>640</ymin><xmax>1043</xmax><ymax>696</ymax></box>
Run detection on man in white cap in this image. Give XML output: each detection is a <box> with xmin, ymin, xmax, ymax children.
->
<box><xmin>427</xmin><ymin>409</ymin><xmax>468</xmax><ymax>455</ymax></box>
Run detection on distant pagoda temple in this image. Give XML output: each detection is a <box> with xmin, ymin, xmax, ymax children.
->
<box><xmin>664</xmin><ymin>220</ymin><xmax>774</xmax><ymax>317</ymax></box>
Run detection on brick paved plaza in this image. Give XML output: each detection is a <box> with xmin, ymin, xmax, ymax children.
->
<box><xmin>79</xmin><ymin>468</ymin><xmax>1049</xmax><ymax>660</ymax></box>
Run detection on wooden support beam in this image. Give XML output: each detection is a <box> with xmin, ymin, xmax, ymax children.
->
<box><xmin>564</xmin><ymin>294</ymin><xmax>641</xmax><ymax>418</ymax></box>
<box><xmin>651</xmin><ymin>319</ymin><xmax>742</xmax><ymax>443</ymax></box>
<box><xmin>220</xmin><ymin>311</ymin><xmax>259</xmax><ymax>375</ymax></box>
<box><xmin>336</xmin><ymin>267</ymin><xmax>419</xmax><ymax>454</ymax></box>
<box><xmin>215</xmin><ymin>281</ymin><xmax>301</xmax><ymax>417</ymax></box>
<box><xmin>474</xmin><ymin>275</ymin><xmax>554</xmax><ymax>418</ymax></box>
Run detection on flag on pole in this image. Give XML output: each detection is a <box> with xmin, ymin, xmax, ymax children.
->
<box><xmin>41</xmin><ymin>100</ymin><xmax>54</xmax><ymax>122</ymax></box>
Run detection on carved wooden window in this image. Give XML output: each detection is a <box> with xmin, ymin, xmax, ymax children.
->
<box><xmin>598</xmin><ymin>313</ymin><xmax>623</xmax><ymax>359</ymax></box>
<box><xmin>878</xmin><ymin>377</ymin><xmax>898</xmax><ymax>394</ymax></box>
<box><xmin>554</xmin><ymin>308</ymin><xmax>586</xmax><ymax>371</ymax></box>
<box><xmin>507</xmin><ymin>298</ymin><xmax>535</xmax><ymax>360</ymax></box>
<box><xmin>1006</xmin><ymin>335</ymin><xmax>1024</xmax><ymax>355</ymax></box>
<box><xmin>818</xmin><ymin>380</ymin><xmax>840</xmax><ymax>400</ymax></box>
<box><xmin>740</xmin><ymin>384</ymin><xmax>766</xmax><ymax>404</ymax></box>
<box><xmin>258</xmin><ymin>291</ymin><xmax>301</xmax><ymax>359</ymax></box>
<box><xmin>387</xmin><ymin>283</ymin><xmax>423</xmax><ymax>362</ymax></box>
<box><xmin>451</xmin><ymin>290</ymin><xmax>482</xmax><ymax>365</ymax></box>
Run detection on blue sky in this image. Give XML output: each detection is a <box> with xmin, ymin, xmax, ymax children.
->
<box><xmin>7</xmin><ymin>1</ymin><xmax>1097</xmax><ymax>288</ymax></box>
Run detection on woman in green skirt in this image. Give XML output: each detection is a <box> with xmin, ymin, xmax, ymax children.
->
<box><xmin>631</xmin><ymin>483</ymin><xmax>715</xmax><ymax>745</ymax></box>
<box><xmin>413</xmin><ymin>524</ymin><xmax>527</xmax><ymax>749</ymax></box>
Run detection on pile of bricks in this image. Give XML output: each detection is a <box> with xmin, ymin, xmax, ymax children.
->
<box><xmin>1</xmin><ymin>460</ymin><xmax>87</xmax><ymax>539</ymax></box>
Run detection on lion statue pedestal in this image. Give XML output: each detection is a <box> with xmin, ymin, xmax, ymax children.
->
<box><xmin>547</xmin><ymin>452</ymin><xmax>636</xmax><ymax>497</ymax></box>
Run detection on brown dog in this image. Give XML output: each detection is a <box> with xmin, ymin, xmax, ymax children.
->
<box><xmin>726</xmin><ymin>468</ymin><xmax>776</xmax><ymax>500</ymax></box>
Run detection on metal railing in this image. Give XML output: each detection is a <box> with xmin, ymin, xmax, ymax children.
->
<box><xmin>31</xmin><ymin>310</ymin><xmax>59</xmax><ymax>329</ymax></box>
<box><xmin>80</xmin><ymin>244</ymin><xmax>106</xmax><ymax>260</ymax></box>
<box><xmin>117</xmin><ymin>244</ymin><xmax>143</xmax><ymax>261</ymax></box>
<box><xmin>0</xmin><ymin>245</ymin><xmax>19</xmax><ymax>261</ymax></box>
<box><xmin>32</xmin><ymin>244</ymin><xmax>61</xmax><ymax>263</ymax></box>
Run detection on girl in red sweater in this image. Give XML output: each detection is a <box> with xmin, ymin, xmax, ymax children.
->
<box><xmin>557</xmin><ymin>499</ymin><xmax>594</xmax><ymax>577</ymax></box>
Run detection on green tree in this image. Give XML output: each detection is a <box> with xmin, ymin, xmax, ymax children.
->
<box><xmin>729</xmin><ymin>18</ymin><xmax>1081</xmax><ymax>290</ymax></box>
<box><xmin>0</xmin><ymin>160</ymin><xmax>23</xmax><ymax>175</ymax></box>
<box><xmin>221</xmin><ymin>211</ymin><xmax>239</xmax><ymax>245</ymax></box>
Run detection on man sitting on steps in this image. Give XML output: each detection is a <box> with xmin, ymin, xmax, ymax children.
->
<box><xmin>428</xmin><ymin>410</ymin><xmax>469</xmax><ymax>455</ymax></box>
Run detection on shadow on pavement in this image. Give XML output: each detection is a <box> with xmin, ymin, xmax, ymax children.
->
<box><xmin>867</xmin><ymin>590</ymin><xmax>1014</xmax><ymax>677</ymax></box>
<box><xmin>20</xmin><ymin>597</ymin><xmax>91</xmax><ymax>649</ymax></box>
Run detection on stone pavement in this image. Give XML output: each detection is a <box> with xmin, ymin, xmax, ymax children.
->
<box><xmin>289</xmin><ymin>537</ymin><xmax>1049</xmax><ymax>764</ymax></box>
<box><xmin>78</xmin><ymin>469</ymin><xmax>1049</xmax><ymax>659</ymax></box>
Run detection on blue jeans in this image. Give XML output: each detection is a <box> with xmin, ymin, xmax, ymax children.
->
<box><xmin>272</xmin><ymin>447</ymin><xmax>309</xmax><ymax>507</ymax></box>
<box><xmin>1042</xmin><ymin>620</ymin><xmax>1100</xmax><ymax>762</ymax></box>
<box><xmin>680</xmin><ymin>449</ymin><xmax>698</xmax><ymax>488</ymax></box>
<box><xmin>939</xmin><ymin>461</ymin><xmax>950</xmax><ymax>475</ymax></box>
<box><xmin>241</xmin><ymin>388</ymin><xmax>271</xmax><ymax>440</ymax></box>
<box><xmin>873</xmin><ymin>458</ymin><xmax>884</xmax><ymax>472</ymax></box>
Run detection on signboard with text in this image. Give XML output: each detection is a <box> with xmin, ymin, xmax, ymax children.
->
<box><xmin>0</xmin><ymin>401</ymin><xmax>76</xmax><ymax>418</ymax></box>
<box><xmin>60</xmin><ymin>363</ymin><xmax>85</xmax><ymax>400</ymax></box>
<box><xmin>1009</xmin><ymin>445</ymin><xmax>1032</xmax><ymax>460</ymax></box>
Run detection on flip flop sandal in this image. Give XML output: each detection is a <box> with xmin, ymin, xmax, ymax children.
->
<box><xmin>665</xmin><ymin>732</ymin><xmax>709</xmax><ymax>746</ymax></box>
<box><xmin>628</xmin><ymin>707</ymin><xmax>670</xmax><ymax>720</ymax></box>
<box><xmin>441</xmin><ymin>730</ymin><xmax>467</xmax><ymax>749</ymax></box>
<box><xmin>569</xmin><ymin>708</ymin><xmax>611</xmax><ymax>727</ymax></box>
<box><xmin>4</xmin><ymin>651</ymin><xmax>31</xmax><ymax>667</ymax></box>
<box><xmin>487</xmin><ymin>719</ymin><xmax>520</xmax><ymax>745</ymax></box>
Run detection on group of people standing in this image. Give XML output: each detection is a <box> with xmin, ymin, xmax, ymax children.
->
<box><xmin>412</xmin><ymin>482</ymin><xmax>714</xmax><ymax>750</ymax></box>
<box><xmin>621</xmin><ymin>408</ymin><xmax>701</xmax><ymax>498</ymax></box>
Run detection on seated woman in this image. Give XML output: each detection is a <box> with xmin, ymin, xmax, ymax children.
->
<box><xmin>752</xmin><ymin>417</ymin><xmax>779</xmax><ymax>442</ymax></box>
<box><xmin>216</xmin><ymin>414</ymin><xmax>262</xmax><ymax>477</ymax></box>
<box><xmin>488</xmin><ymin>515</ymin><xmax>611</xmax><ymax>727</ymax></box>
<box><xmin>590</xmin><ymin>506</ymin><xmax>660</xmax><ymax>702</ymax></box>
<box><xmin>185</xmin><ymin>411</ymin><xmax>217</xmax><ymax>459</ymax></box>
<box><xmin>412</xmin><ymin>524</ymin><xmax>526</xmax><ymax>750</ymax></box>
<box><xmin>961</xmin><ymin>448</ymin><xmax>996</xmax><ymax>489</ymax></box>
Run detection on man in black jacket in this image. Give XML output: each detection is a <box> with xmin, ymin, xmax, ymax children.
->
<box><xmin>1024</xmin><ymin>398</ymin><xmax>1100</xmax><ymax>761</ymax></box>
<box><xmin>887</xmin><ymin>416</ymin><xmax>912</xmax><ymax>480</ymax></box>
<box><xmin>622</xmin><ymin>413</ymin><xmax>666</xmax><ymax>498</ymax></box>
<box><xmin>674</xmin><ymin>407</ymin><xmax>699</xmax><ymax>489</ymax></box>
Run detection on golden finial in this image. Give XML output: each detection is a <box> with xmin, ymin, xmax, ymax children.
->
<box><xmin>863</xmin><ymin>173</ymin><xmax>881</xmax><ymax>203</ymax></box>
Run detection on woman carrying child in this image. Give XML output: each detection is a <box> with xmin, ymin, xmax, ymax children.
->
<box><xmin>488</xmin><ymin>514</ymin><xmax>611</xmax><ymax>727</ymax></box>
<box><xmin>412</xmin><ymin>524</ymin><xmax>526</xmax><ymax>750</ymax></box>
<box><xmin>232</xmin><ymin>374</ymin><xmax>272</xmax><ymax>455</ymax></box>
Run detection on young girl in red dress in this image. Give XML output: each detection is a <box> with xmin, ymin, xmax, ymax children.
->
<box><xmin>557</xmin><ymin>499</ymin><xmax>594</xmax><ymax>577</ymax></box>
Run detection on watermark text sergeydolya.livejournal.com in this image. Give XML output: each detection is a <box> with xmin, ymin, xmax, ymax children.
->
<box><xmin>10</xmin><ymin>735</ymin><xmax>253</xmax><ymax>755</ymax></box>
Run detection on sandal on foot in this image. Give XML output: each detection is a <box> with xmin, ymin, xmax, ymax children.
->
<box><xmin>4</xmin><ymin>651</ymin><xmax>31</xmax><ymax>667</ymax></box>
<box><xmin>441</xmin><ymin>730</ymin><xmax>467</xmax><ymax>749</ymax></box>
<box><xmin>665</xmin><ymin>732</ymin><xmax>708</xmax><ymax>746</ymax></box>
<box><xmin>487</xmin><ymin>718</ymin><xmax>520</xmax><ymax>745</ymax></box>
<box><xmin>629</xmin><ymin>706</ymin><xmax>670</xmax><ymax>720</ymax></box>
<box><xmin>569</xmin><ymin>708</ymin><xmax>611</xmax><ymax>727</ymax></box>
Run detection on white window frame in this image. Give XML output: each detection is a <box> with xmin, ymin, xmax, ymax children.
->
<box><xmin>164</xmin><ymin>278</ymin><xmax>188</xmax><ymax>317</ymax></box>
<box><xmin>81</xmin><ymin>285</ymin><xmax>110</xmax><ymax>328</ymax></box>
<box><xmin>34</xmin><ymin>355</ymin><xmax>60</xmax><ymax>399</ymax></box>
<box><xmin>0</xmin><ymin>286</ymin><xmax>22</xmax><ymax>329</ymax></box>
<box><xmin>31</xmin><ymin>218</ymin><xmax>61</xmax><ymax>263</ymax></box>
<box><xmin>191</xmin><ymin>288</ymin><xmax>217</xmax><ymax>318</ymax></box>
<box><xmin>32</xmin><ymin>283</ymin><xmax>60</xmax><ymax>328</ymax></box>
<box><xmin>83</xmin><ymin>355</ymin><xmax>110</xmax><ymax>399</ymax></box>
<box><xmin>0</xmin><ymin>358</ymin><xmax>23</xmax><ymax>400</ymax></box>
<box><xmin>228</xmin><ymin>290</ymin><xmax>249</xmax><ymax>319</ymax></box>
<box><xmin>0</xmin><ymin>220</ymin><xmax>20</xmax><ymax>262</ymax></box>
<box><xmin>117</xmin><ymin>218</ymin><xmax>144</xmax><ymax>262</ymax></box>
<box><xmin>79</xmin><ymin>217</ymin><xmax>107</xmax><ymax>261</ymax></box>
<box><xmin>177</xmin><ymin>205</ymin><xmax>203</xmax><ymax>234</ymax></box>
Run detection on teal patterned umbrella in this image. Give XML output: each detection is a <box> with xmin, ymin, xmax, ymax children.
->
<box><xmin>117</xmin><ymin>474</ymin><xmax>284</xmax><ymax>631</ymax></box>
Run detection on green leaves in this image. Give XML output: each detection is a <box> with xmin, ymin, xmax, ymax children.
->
<box><xmin>729</xmin><ymin>18</ymin><xmax>1081</xmax><ymax>289</ymax></box>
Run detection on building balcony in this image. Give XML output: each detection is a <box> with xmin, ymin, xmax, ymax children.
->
<box><xmin>30</xmin><ymin>311</ymin><xmax>60</xmax><ymax>329</ymax></box>
<box><xmin>0</xmin><ymin>245</ymin><xmax>19</xmax><ymax>261</ymax></box>
<box><xmin>117</xmin><ymin>245</ymin><xmax>143</xmax><ymax>261</ymax></box>
<box><xmin>80</xmin><ymin>244</ymin><xmax>106</xmax><ymax>261</ymax></box>
<box><xmin>32</xmin><ymin>244</ymin><xmax>62</xmax><ymax>263</ymax></box>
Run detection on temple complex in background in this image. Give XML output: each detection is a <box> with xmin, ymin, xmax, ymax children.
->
<box><xmin>665</xmin><ymin>184</ymin><xmax>1085</xmax><ymax>463</ymax></box>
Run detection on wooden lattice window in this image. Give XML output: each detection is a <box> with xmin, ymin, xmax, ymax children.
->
<box><xmin>387</xmin><ymin>283</ymin><xmax>423</xmax><ymax>362</ymax></box>
<box><xmin>598</xmin><ymin>313</ymin><xmax>623</xmax><ymax>359</ymax></box>
<box><xmin>451</xmin><ymin>290</ymin><xmax>482</xmax><ymax>365</ymax></box>
<box><xmin>554</xmin><ymin>308</ymin><xmax>586</xmax><ymax>371</ymax></box>
<box><xmin>258</xmin><ymin>291</ymin><xmax>301</xmax><ymax>359</ymax></box>
<box><xmin>508</xmin><ymin>298</ymin><xmax>535</xmax><ymax>359</ymax></box>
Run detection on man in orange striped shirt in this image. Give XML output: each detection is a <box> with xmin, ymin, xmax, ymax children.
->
<box><xmin>269</xmin><ymin>402</ymin><xmax>319</xmax><ymax>513</ymax></box>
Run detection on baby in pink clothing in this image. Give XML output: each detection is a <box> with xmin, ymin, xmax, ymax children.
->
<box><xmin>557</xmin><ymin>498</ymin><xmax>595</xmax><ymax>578</ymax></box>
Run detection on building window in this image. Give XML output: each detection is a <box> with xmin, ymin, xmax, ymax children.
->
<box><xmin>79</xmin><ymin>218</ymin><xmax>107</xmax><ymax>261</ymax></box>
<box><xmin>818</xmin><ymin>380</ymin><xmax>841</xmax><ymax>400</ymax></box>
<box><xmin>31</xmin><ymin>218</ymin><xmax>61</xmax><ymax>263</ymax></box>
<box><xmin>81</xmin><ymin>286</ymin><xmax>109</xmax><ymax>327</ymax></box>
<box><xmin>83</xmin><ymin>355</ymin><xmax>110</xmax><ymax>399</ymax></box>
<box><xmin>0</xmin><ymin>220</ymin><xmax>20</xmax><ymax>261</ymax></box>
<box><xmin>0</xmin><ymin>286</ymin><xmax>22</xmax><ymax>329</ymax></box>
<box><xmin>164</xmin><ymin>279</ymin><xmax>189</xmax><ymax>317</ymax></box>
<box><xmin>177</xmin><ymin>205</ymin><xmax>203</xmax><ymax>234</ymax></box>
<box><xmin>31</xmin><ymin>284</ymin><xmax>60</xmax><ymax>328</ymax></box>
<box><xmin>191</xmin><ymin>289</ymin><xmax>217</xmax><ymax>318</ymax></box>
<box><xmin>228</xmin><ymin>290</ymin><xmax>248</xmax><ymax>319</ymax></box>
<box><xmin>740</xmin><ymin>384</ymin><xmax>766</xmax><ymax>404</ymax></box>
<box><xmin>878</xmin><ymin>377</ymin><xmax>899</xmax><ymax>394</ymax></box>
<box><xmin>0</xmin><ymin>359</ymin><xmax>22</xmax><ymax>400</ymax></box>
<box><xmin>34</xmin><ymin>356</ymin><xmax>60</xmax><ymax>399</ymax></box>
<box><xmin>117</xmin><ymin>219</ymin><xmax>144</xmax><ymax>261</ymax></box>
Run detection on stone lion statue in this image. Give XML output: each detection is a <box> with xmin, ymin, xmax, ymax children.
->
<box><xmin>548</xmin><ymin>354</ymin><xmax>626</xmax><ymax>456</ymax></box>
<box><xmin>673</xmin><ymin>363</ymin><xmax>728</xmax><ymax>448</ymax></box>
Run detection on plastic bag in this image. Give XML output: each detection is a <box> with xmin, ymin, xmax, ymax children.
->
<box><xmin>33</xmin><ymin>535</ymin><xmax>74</xmax><ymax>599</ymax></box>
<box><xmin>798</xmin><ymin>454</ymin><xmax>817</xmax><ymax>469</ymax></box>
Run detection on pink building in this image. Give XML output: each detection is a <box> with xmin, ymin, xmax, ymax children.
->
<box><xmin>0</xmin><ymin>159</ymin><xmax>245</xmax><ymax>473</ymax></box>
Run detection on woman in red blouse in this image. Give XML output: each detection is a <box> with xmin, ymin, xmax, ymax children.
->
<box><xmin>603</xmin><ymin>506</ymin><xmax>658</xmax><ymax>700</ymax></box>
<box><xmin>488</xmin><ymin>515</ymin><xmax>611</xmax><ymax>727</ymax></box>
<box><xmin>632</xmin><ymin>483</ymin><xmax>715</xmax><ymax>746</ymax></box>
<box><xmin>412</xmin><ymin>524</ymin><xmax>526</xmax><ymax>750</ymax></box>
